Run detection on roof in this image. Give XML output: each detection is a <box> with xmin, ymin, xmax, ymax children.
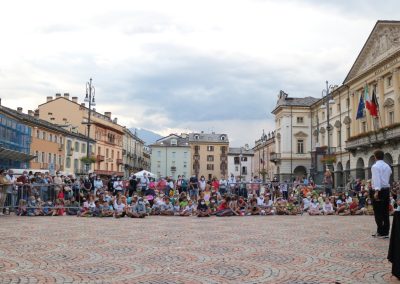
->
<box><xmin>228</xmin><ymin>147</ymin><xmax>254</xmax><ymax>155</ymax></box>
<box><xmin>124</xmin><ymin>128</ymin><xmax>145</xmax><ymax>144</ymax></box>
<box><xmin>271</xmin><ymin>91</ymin><xmax>319</xmax><ymax>114</ymax></box>
<box><xmin>188</xmin><ymin>132</ymin><xmax>229</xmax><ymax>143</ymax></box>
<box><xmin>343</xmin><ymin>20</ymin><xmax>400</xmax><ymax>84</ymax></box>
<box><xmin>0</xmin><ymin>105</ymin><xmax>95</xmax><ymax>143</ymax></box>
<box><xmin>151</xmin><ymin>134</ymin><xmax>190</xmax><ymax>147</ymax></box>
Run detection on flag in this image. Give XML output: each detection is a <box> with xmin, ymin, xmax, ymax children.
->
<box><xmin>369</xmin><ymin>86</ymin><xmax>379</xmax><ymax>117</ymax></box>
<box><xmin>356</xmin><ymin>93</ymin><xmax>365</xmax><ymax>120</ymax></box>
<box><xmin>364</xmin><ymin>84</ymin><xmax>372</xmax><ymax>113</ymax></box>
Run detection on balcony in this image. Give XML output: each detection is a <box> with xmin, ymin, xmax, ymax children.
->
<box><xmin>345</xmin><ymin>125</ymin><xmax>400</xmax><ymax>151</ymax></box>
<box><xmin>269</xmin><ymin>153</ymin><xmax>281</xmax><ymax>162</ymax></box>
<box><xmin>116</xmin><ymin>158</ymin><xmax>123</xmax><ymax>165</ymax></box>
<box><xmin>171</xmin><ymin>166</ymin><xmax>176</xmax><ymax>172</ymax></box>
<box><xmin>96</xmin><ymin>155</ymin><xmax>105</xmax><ymax>162</ymax></box>
<box><xmin>58</xmin><ymin>144</ymin><xmax>64</xmax><ymax>151</ymax></box>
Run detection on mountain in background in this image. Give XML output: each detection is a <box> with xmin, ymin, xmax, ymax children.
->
<box><xmin>129</xmin><ymin>128</ymin><xmax>163</xmax><ymax>145</ymax></box>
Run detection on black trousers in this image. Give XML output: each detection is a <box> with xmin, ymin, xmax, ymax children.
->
<box><xmin>374</xmin><ymin>188</ymin><xmax>390</xmax><ymax>236</ymax></box>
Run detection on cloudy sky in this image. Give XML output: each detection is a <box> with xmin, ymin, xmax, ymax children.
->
<box><xmin>0</xmin><ymin>0</ymin><xmax>399</xmax><ymax>146</ymax></box>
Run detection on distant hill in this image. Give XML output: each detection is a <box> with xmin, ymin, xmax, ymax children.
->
<box><xmin>130</xmin><ymin>128</ymin><xmax>163</xmax><ymax>145</ymax></box>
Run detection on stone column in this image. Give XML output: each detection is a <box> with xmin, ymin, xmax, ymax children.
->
<box><xmin>392</xmin><ymin>68</ymin><xmax>400</xmax><ymax>122</ymax></box>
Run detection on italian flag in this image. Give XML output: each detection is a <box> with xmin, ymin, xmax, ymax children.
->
<box><xmin>364</xmin><ymin>84</ymin><xmax>379</xmax><ymax>117</ymax></box>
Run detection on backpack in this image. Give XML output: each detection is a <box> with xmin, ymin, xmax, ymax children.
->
<box><xmin>181</xmin><ymin>179</ymin><xmax>188</xmax><ymax>188</ymax></box>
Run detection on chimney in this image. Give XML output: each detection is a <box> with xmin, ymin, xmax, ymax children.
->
<box><xmin>34</xmin><ymin>110</ymin><xmax>39</xmax><ymax>118</ymax></box>
<box><xmin>17</xmin><ymin>107</ymin><xmax>23</xmax><ymax>113</ymax></box>
<box><xmin>64</xmin><ymin>93</ymin><xmax>70</xmax><ymax>99</ymax></box>
<box><xmin>80</xmin><ymin>103</ymin><xmax>85</xmax><ymax>107</ymax></box>
<box><xmin>113</xmin><ymin>117</ymin><xmax>118</xmax><ymax>124</ymax></box>
<box><xmin>46</xmin><ymin>96</ymin><xmax>53</xmax><ymax>102</ymax></box>
<box><xmin>72</xmin><ymin>96</ymin><xmax>78</xmax><ymax>103</ymax></box>
<box><xmin>55</xmin><ymin>93</ymin><xmax>61</xmax><ymax>98</ymax></box>
<box><xmin>28</xmin><ymin>110</ymin><xmax>34</xmax><ymax>116</ymax></box>
<box><xmin>104</xmin><ymin>112</ymin><xmax>111</xmax><ymax>119</ymax></box>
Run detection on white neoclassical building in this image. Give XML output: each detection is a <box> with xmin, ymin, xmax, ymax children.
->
<box><xmin>270</xmin><ymin>20</ymin><xmax>400</xmax><ymax>187</ymax></box>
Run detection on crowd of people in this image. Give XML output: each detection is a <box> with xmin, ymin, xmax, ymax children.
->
<box><xmin>1</xmin><ymin>168</ymin><xmax>399</xmax><ymax>218</ymax></box>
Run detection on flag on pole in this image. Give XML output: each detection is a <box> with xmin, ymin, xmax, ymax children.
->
<box><xmin>356</xmin><ymin>93</ymin><xmax>365</xmax><ymax>120</ymax></box>
<box><xmin>364</xmin><ymin>84</ymin><xmax>372</xmax><ymax>113</ymax></box>
<box><xmin>369</xmin><ymin>86</ymin><xmax>379</xmax><ymax>117</ymax></box>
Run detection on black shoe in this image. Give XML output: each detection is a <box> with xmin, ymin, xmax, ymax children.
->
<box><xmin>372</xmin><ymin>233</ymin><xmax>378</xmax><ymax>237</ymax></box>
<box><xmin>377</xmin><ymin>235</ymin><xmax>389</xmax><ymax>239</ymax></box>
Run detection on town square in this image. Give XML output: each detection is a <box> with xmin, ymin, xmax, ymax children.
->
<box><xmin>1</xmin><ymin>1</ymin><xmax>400</xmax><ymax>283</ymax></box>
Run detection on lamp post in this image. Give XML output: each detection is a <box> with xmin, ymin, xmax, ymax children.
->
<box><xmin>321</xmin><ymin>81</ymin><xmax>336</xmax><ymax>164</ymax></box>
<box><xmin>239</xmin><ymin>148</ymin><xmax>243</xmax><ymax>183</ymax></box>
<box><xmin>84</xmin><ymin>78</ymin><xmax>95</xmax><ymax>173</ymax></box>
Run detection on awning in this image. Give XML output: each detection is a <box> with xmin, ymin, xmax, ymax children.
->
<box><xmin>0</xmin><ymin>147</ymin><xmax>36</xmax><ymax>162</ymax></box>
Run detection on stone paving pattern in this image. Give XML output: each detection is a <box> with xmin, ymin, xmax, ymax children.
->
<box><xmin>0</xmin><ymin>215</ymin><xmax>398</xmax><ymax>284</ymax></box>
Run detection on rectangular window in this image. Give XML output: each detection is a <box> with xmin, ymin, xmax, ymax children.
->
<box><xmin>207</xmin><ymin>164</ymin><xmax>214</xmax><ymax>170</ymax></box>
<box><xmin>157</xmin><ymin>151</ymin><xmax>161</xmax><ymax>157</ymax></box>
<box><xmin>194</xmin><ymin>145</ymin><xmax>200</xmax><ymax>152</ymax></box>
<box><xmin>75</xmin><ymin>141</ymin><xmax>79</xmax><ymax>152</ymax></box>
<box><xmin>242</xmin><ymin>166</ymin><xmax>247</xmax><ymax>175</ymax></box>
<box><xmin>106</xmin><ymin>149</ymin><xmax>109</xmax><ymax>158</ymax></box>
<box><xmin>41</xmin><ymin>152</ymin><xmax>45</xmax><ymax>163</ymax></box>
<box><xmin>183</xmin><ymin>152</ymin><xmax>187</xmax><ymax>159</ymax></box>
<box><xmin>81</xmin><ymin>143</ymin><xmax>86</xmax><ymax>153</ymax></box>
<box><xmin>36</xmin><ymin>130</ymin><xmax>40</xmax><ymax>138</ymax></box>
<box><xmin>207</xmin><ymin>146</ymin><xmax>214</xmax><ymax>151</ymax></box>
<box><xmin>234</xmin><ymin>157</ymin><xmax>240</xmax><ymax>165</ymax></box>
<box><xmin>66</xmin><ymin>157</ymin><xmax>71</xmax><ymax>168</ymax></box>
<box><xmin>42</xmin><ymin>131</ymin><xmax>46</xmax><ymax>140</ymax></box>
<box><xmin>297</xmin><ymin>117</ymin><xmax>304</xmax><ymax>123</ymax></box>
<box><xmin>59</xmin><ymin>155</ymin><xmax>62</xmax><ymax>166</ymax></box>
<box><xmin>221</xmin><ymin>146</ymin><xmax>226</xmax><ymax>154</ymax></box>
<box><xmin>361</xmin><ymin>121</ymin><xmax>367</xmax><ymax>133</ymax></box>
<box><xmin>35</xmin><ymin>151</ymin><xmax>39</xmax><ymax>163</ymax></box>
<box><xmin>48</xmin><ymin>153</ymin><xmax>52</xmax><ymax>163</ymax></box>
<box><xmin>53</xmin><ymin>154</ymin><xmax>56</xmax><ymax>164</ymax></box>
<box><xmin>207</xmin><ymin>155</ymin><xmax>214</xmax><ymax>162</ymax></box>
<box><xmin>241</xmin><ymin>157</ymin><xmax>248</xmax><ymax>162</ymax></box>
<box><xmin>111</xmin><ymin>150</ymin><xmax>114</xmax><ymax>159</ymax></box>
<box><xmin>387</xmin><ymin>76</ymin><xmax>392</xmax><ymax>87</ymax></box>
<box><xmin>49</xmin><ymin>134</ymin><xmax>53</xmax><ymax>142</ymax></box>
<box><xmin>297</xmin><ymin>139</ymin><xmax>304</xmax><ymax>154</ymax></box>
<box><xmin>235</xmin><ymin>166</ymin><xmax>239</xmax><ymax>172</ymax></box>
<box><xmin>389</xmin><ymin>111</ymin><xmax>395</xmax><ymax>125</ymax></box>
<box><xmin>172</xmin><ymin>152</ymin><xmax>176</xmax><ymax>158</ymax></box>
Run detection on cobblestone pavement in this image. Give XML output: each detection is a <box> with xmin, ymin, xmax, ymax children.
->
<box><xmin>0</xmin><ymin>215</ymin><xmax>398</xmax><ymax>284</ymax></box>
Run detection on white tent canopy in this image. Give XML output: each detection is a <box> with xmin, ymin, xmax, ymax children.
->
<box><xmin>133</xmin><ymin>170</ymin><xmax>156</xmax><ymax>178</ymax></box>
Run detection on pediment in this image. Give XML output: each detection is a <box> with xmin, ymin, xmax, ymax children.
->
<box><xmin>383</xmin><ymin>98</ymin><xmax>395</xmax><ymax>107</ymax></box>
<box><xmin>344</xmin><ymin>21</ymin><xmax>400</xmax><ymax>83</ymax></box>
<box><xmin>294</xmin><ymin>131</ymin><xmax>308</xmax><ymax>138</ymax></box>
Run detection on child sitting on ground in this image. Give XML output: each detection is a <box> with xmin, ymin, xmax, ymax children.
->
<box><xmin>308</xmin><ymin>198</ymin><xmax>321</xmax><ymax>216</ymax></box>
<box><xmin>197</xmin><ymin>199</ymin><xmax>210</xmax><ymax>217</ymax></box>
<box><xmin>17</xmin><ymin>199</ymin><xmax>27</xmax><ymax>216</ymax></box>
<box><xmin>322</xmin><ymin>198</ymin><xmax>334</xmax><ymax>215</ymax></box>
<box><xmin>180</xmin><ymin>200</ymin><xmax>196</xmax><ymax>216</ymax></box>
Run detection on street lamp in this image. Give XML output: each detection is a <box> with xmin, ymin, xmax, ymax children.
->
<box><xmin>320</xmin><ymin>81</ymin><xmax>336</xmax><ymax>156</ymax></box>
<box><xmin>239</xmin><ymin>147</ymin><xmax>243</xmax><ymax>183</ymax></box>
<box><xmin>84</xmin><ymin>78</ymin><xmax>95</xmax><ymax>173</ymax></box>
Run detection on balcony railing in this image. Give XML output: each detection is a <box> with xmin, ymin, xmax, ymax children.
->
<box><xmin>116</xmin><ymin>158</ymin><xmax>123</xmax><ymax>165</ymax></box>
<box><xmin>269</xmin><ymin>153</ymin><xmax>281</xmax><ymax>162</ymax></box>
<box><xmin>345</xmin><ymin>126</ymin><xmax>400</xmax><ymax>150</ymax></box>
<box><xmin>96</xmin><ymin>155</ymin><xmax>105</xmax><ymax>162</ymax></box>
<box><xmin>171</xmin><ymin>166</ymin><xmax>176</xmax><ymax>172</ymax></box>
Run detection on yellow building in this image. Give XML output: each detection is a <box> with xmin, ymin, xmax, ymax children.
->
<box><xmin>37</xmin><ymin>94</ymin><xmax>124</xmax><ymax>177</ymax></box>
<box><xmin>189</xmin><ymin>132</ymin><xmax>229</xmax><ymax>180</ymax></box>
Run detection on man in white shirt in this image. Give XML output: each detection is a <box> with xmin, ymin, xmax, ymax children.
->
<box><xmin>228</xmin><ymin>174</ymin><xmax>236</xmax><ymax>195</ymax></box>
<box><xmin>219</xmin><ymin>176</ymin><xmax>227</xmax><ymax>195</ymax></box>
<box><xmin>140</xmin><ymin>173</ymin><xmax>149</xmax><ymax>192</ymax></box>
<box><xmin>371</xmin><ymin>149</ymin><xmax>392</xmax><ymax>238</ymax></box>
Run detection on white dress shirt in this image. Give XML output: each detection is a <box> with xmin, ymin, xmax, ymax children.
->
<box><xmin>371</xmin><ymin>160</ymin><xmax>392</xmax><ymax>191</ymax></box>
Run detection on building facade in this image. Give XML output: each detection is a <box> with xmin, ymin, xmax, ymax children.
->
<box><xmin>150</xmin><ymin>134</ymin><xmax>191</xmax><ymax>179</ymax></box>
<box><xmin>227</xmin><ymin>146</ymin><xmax>254</xmax><ymax>181</ymax></box>
<box><xmin>0</xmin><ymin>104</ymin><xmax>34</xmax><ymax>169</ymax></box>
<box><xmin>252</xmin><ymin>131</ymin><xmax>276</xmax><ymax>182</ymax></box>
<box><xmin>189</xmin><ymin>132</ymin><xmax>229</xmax><ymax>180</ymax></box>
<box><xmin>122</xmin><ymin>128</ymin><xmax>146</xmax><ymax>177</ymax></box>
<box><xmin>37</xmin><ymin>94</ymin><xmax>124</xmax><ymax>177</ymax></box>
<box><xmin>270</xmin><ymin>20</ymin><xmax>400</xmax><ymax>187</ymax></box>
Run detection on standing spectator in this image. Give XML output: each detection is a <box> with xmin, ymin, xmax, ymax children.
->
<box><xmin>94</xmin><ymin>176</ymin><xmax>104</xmax><ymax>196</ymax></box>
<box><xmin>323</xmin><ymin>169</ymin><xmax>333</xmax><ymax>197</ymax></box>
<box><xmin>219</xmin><ymin>176</ymin><xmax>227</xmax><ymax>195</ymax></box>
<box><xmin>176</xmin><ymin>175</ymin><xmax>183</xmax><ymax>193</ymax></box>
<box><xmin>0</xmin><ymin>169</ymin><xmax>11</xmax><ymax>215</ymax></box>
<box><xmin>5</xmin><ymin>170</ymin><xmax>20</xmax><ymax>212</ymax></box>
<box><xmin>371</xmin><ymin>149</ymin><xmax>392</xmax><ymax>238</ymax></box>
<box><xmin>180</xmin><ymin>175</ymin><xmax>188</xmax><ymax>193</ymax></box>
<box><xmin>17</xmin><ymin>170</ymin><xmax>30</xmax><ymax>201</ymax></box>
<box><xmin>140</xmin><ymin>173</ymin><xmax>149</xmax><ymax>193</ymax></box>
<box><xmin>189</xmin><ymin>175</ymin><xmax>199</xmax><ymax>201</ymax></box>
<box><xmin>280</xmin><ymin>181</ymin><xmax>288</xmax><ymax>200</ymax></box>
<box><xmin>199</xmin><ymin>176</ymin><xmax>206</xmax><ymax>192</ymax></box>
<box><xmin>211</xmin><ymin>177</ymin><xmax>219</xmax><ymax>194</ymax></box>
<box><xmin>228</xmin><ymin>174</ymin><xmax>236</xmax><ymax>195</ymax></box>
